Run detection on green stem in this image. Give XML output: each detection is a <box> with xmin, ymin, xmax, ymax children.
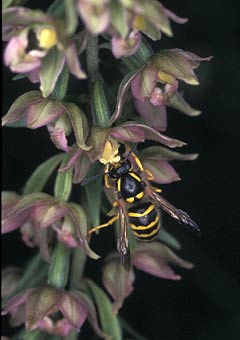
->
<box><xmin>86</xmin><ymin>34</ymin><xmax>99</xmax><ymax>81</ymax></box>
<box><xmin>86</xmin><ymin>34</ymin><xmax>110</xmax><ymax>127</ymax></box>
<box><xmin>51</xmin><ymin>63</ymin><xmax>69</xmax><ymax>100</ymax></box>
<box><xmin>47</xmin><ymin>242</ymin><xmax>70</xmax><ymax>289</ymax></box>
<box><xmin>70</xmin><ymin>246</ymin><xmax>87</xmax><ymax>290</ymax></box>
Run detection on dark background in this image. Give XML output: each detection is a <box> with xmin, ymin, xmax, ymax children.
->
<box><xmin>2</xmin><ymin>0</ymin><xmax>240</xmax><ymax>339</ymax></box>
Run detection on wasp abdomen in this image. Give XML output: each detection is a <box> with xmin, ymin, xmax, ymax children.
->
<box><xmin>118</xmin><ymin>172</ymin><xmax>144</xmax><ymax>203</ymax></box>
<box><xmin>128</xmin><ymin>202</ymin><xmax>160</xmax><ymax>241</ymax></box>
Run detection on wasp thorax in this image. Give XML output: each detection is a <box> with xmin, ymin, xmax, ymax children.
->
<box><xmin>109</xmin><ymin>160</ymin><xmax>131</xmax><ymax>179</ymax></box>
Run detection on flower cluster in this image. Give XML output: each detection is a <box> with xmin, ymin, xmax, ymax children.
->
<box><xmin>2</xmin><ymin>0</ymin><xmax>211</xmax><ymax>339</ymax></box>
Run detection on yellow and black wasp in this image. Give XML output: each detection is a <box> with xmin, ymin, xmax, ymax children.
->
<box><xmin>85</xmin><ymin>141</ymin><xmax>200</xmax><ymax>269</ymax></box>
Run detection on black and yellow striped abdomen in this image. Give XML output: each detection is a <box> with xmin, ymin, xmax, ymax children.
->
<box><xmin>128</xmin><ymin>202</ymin><xmax>160</xmax><ymax>241</ymax></box>
<box><xmin>117</xmin><ymin>172</ymin><xmax>144</xmax><ymax>203</ymax></box>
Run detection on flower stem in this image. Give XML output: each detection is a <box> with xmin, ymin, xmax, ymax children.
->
<box><xmin>86</xmin><ymin>34</ymin><xmax>110</xmax><ymax>127</ymax></box>
<box><xmin>70</xmin><ymin>246</ymin><xmax>87</xmax><ymax>289</ymax></box>
<box><xmin>47</xmin><ymin>242</ymin><xmax>70</xmax><ymax>289</ymax></box>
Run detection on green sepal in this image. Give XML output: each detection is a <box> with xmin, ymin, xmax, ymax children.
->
<box><xmin>135</xmin><ymin>37</ymin><xmax>153</xmax><ymax>63</ymax></box>
<box><xmin>47</xmin><ymin>242</ymin><xmax>70</xmax><ymax>289</ymax></box>
<box><xmin>109</xmin><ymin>1</ymin><xmax>128</xmax><ymax>39</ymax></box>
<box><xmin>84</xmin><ymin>279</ymin><xmax>122</xmax><ymax>340</ymax></box>
<box><xmin>158</xmin><ymin>228</ymin><xmax>181</xmax><ymax>250</ymax></box>
<box><xmin>51</xmin><ymin>64</ymin><xmax>69</xmax><ymax>101</ymax></box>
<box><xmin>84</xmin><ymin>162</ymin><xmax>103</xmax><ymax>228</ymax></box>
<box><xmin>92</xmin><ymin>74</ymin><xmax>110</xmax><ymax>128</ymax></box>
<box><xmin>54</xmin><ymin>153</ymin><xmax>73</xmax><ymax>202</ymax></box>
<box><xmin>23</xmin><ymin>154</ymin><xmax>64</xmax><ymax>195</ymax></box>
<box><xmin>40</xmin><ymin>47</ymin><xmax>65</xmax><ymax>98</ymax></box>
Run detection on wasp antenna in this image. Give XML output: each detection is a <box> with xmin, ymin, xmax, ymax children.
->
<box><xmin>125</xmin><ymin>142</ymin><xmax>139</xmax><ymax>160</ymax></box>
<box><xmin>81</xmin><ymin>172</ymin><xmax>104</xmax><ymax>186</ymax></box>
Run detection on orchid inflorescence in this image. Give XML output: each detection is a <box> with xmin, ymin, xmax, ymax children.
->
<box><xmin>2</xmin><ymin>0</ymin><xmax>211</xmax><ymax>339</ymax></box>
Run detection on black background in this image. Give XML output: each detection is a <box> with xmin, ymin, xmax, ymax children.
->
<box><xmin>2</xmin><ymin>0</ymin><xmax>240</xmax><ymax>339</ymax></box>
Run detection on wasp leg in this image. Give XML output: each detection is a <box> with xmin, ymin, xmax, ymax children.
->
<box><xmin>132</xmin><ymin>152</ymin><xmax>144</xmax><ymax>171</ymax></box>
<box><xmin>132</xmin><ymin>153</ymin><xmax>155</xmax><ymax>181</ymax></box>
<box><xmin>87</xmin><ymin>215</ymin><xmax>119</xmax><ymax>235</ymax></box>
<box><xmin>104</xmin><ymin>173</ymin><xmax>112</xmax><ymax>189</ymax></box>
<box><xmin>151</xmin><ymin>186</ymin><xmax>162</xmax><ymax>193</ymax></box>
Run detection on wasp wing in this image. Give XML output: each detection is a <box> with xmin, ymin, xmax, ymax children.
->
<box><xmin>117</xmin><ymin>198</ymin><xmax>131</xmax><ymax>270</ymax></box>
<box><xmin>146</xmin><ymin>188</ymin><xmax>200</xmax><ymax>232</ymax></box>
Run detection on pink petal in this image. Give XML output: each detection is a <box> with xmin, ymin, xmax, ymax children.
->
<box><xmin>48</xmin><ymin>124</ymin><xmax>69</xmax><ymax>152</ymax></box>
<box><xmin>134</xmin><ymin>98</ymin><xmax>167</xmax><ymax>131</ymax></box>
<box><xmin>131</xmin><ymin>65</ymin><xmax>158</xmax><ymax>102</ymax></box>
<box><xmin>164</xmin><ymin>8</ymin><xmax>188</xmax><ymax>24</ymax></box>
<box><xmin>111</xmin><ymin>125</ymin><xmax>145</xmax><ymax>142</ymax></box>
<box><xmin>2</xmin><ymin>291</ymin><xmax>29</xmax><ymax>315</ymax></box>
<box><xmin>59</xmin><ymin>293</ymin><xmax>88</xmax><ymax>330</ymax></box>
<box><xmin>142</xmin><ymin>159</ymin><xmax>180</xmax><ymax>184</ymax></box>
<box><xmin>133</xmin><ymin>252</ymin><xmax>181</xmax><ymax>280</ymax></box>
<box><xmin>111</xmin><ymin>30</ymin><xmax>141</xmax><ymax>59</ymax></box>
<box><xmin>64</xmin><ymin>44</ymin><xmax>86</xmax><ymax>79</ymax></box>
<box><xmin>26</xmin><ymin>100</ymin><xmax>66</xmax><ymax>129</ymax></box>
<box><xmin>31</xmin><ymin>203</ymin><xmax>68</xmax><ymax>229</ymax></box>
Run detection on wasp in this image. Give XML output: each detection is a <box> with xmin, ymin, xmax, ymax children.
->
<box><xmin>85</xmin><ymin>141</ymin><xmax>200</xmax><ymax>269</ymax></box>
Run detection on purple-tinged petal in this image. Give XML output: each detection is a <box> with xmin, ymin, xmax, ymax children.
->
<box><xmin>78</xmin><ymin>0</ymin><xmax>110</xmax><ymax>35</ymax></box>
<box><xmin>64</xmin><ymin>203</ymin><xmax>100</xmax><ymax>260</ymax></box>
<box><xmin>117</xmin><ymin>122</ymin><xmax>186</xmax><ymax>147</ymax></box>
<box><xmin>111</xmin><ymin>30</ymin><xmax>141</xmax><ymax>59</ymax></box>
<box><xmin>28</xmin><ymin>67</ymin><xmax>41</xmax><ymax>83</ymax></box>
<box><xmin>2</xmin><ymin>291</ymin><xmax>29</xmax><ymax>315</ymax></box>
<box><xmin>133</xmin><ymin>242</ymin><xmax>193</xmax><ymax>280</ymax></box>
<box><xmin>31</xmin><ymin>203</ymin><xmax>68</xmax><ymax>229</ymax></box>
<box><xmin>4</xmin><ymin>36</ymin><xmax>43</xmax><ymax>74</ymax></box>
<box><xmin>2</xmin><ymin>7</ymin><xmax>52</xmax><ymax>28</ymax></box>
<box><xmin>73</xmin><ymin>152</ymin><xmax>92</xmax><ymax>184</ymax></box>
<box><xmin>164</xmin><ymin>8</ymin><xmax>188</xmax><ymax>24</ymax></box>
<box><xmin>133</xmin><ymin>251</ymin><xmax>181</xmax><ymax>280</ymax></box>
<box><xmin>142</xmin><ymin>159</ymin><xmax>180</xmax><ymax>184</ymax></box>
<box><xmin>48</xmin><ymin>125</ymin><xmax>69</xmax><ymax>152</ymax></box>
<box><xmin>47</xmin><ymin>114</ymin><xmax>72</xmax><ymax>152</ymax></box>
<box><xmin>64</xmin><ymin>43</ymin><xmax>87</xmax><ymax>79</ymax></box>
<box><xmin>111</xmin><ymin>125</ymin><xmax>145</xmax><ymax>143</ymax></box>
<box><xmin>168</xmin><ymin>91</ymin><xmax>201</xmax><ymax>116</ymax></box>
<box><xmin>152</xmin><ymin>49</ymin><xmax>212</xmax><ymax>85</ymax></box>
<box><xmin>134</xmin><ymin>98</ymin><xmax>167</xmax><ymax>131</ymax></box>
<box><xmin>2</xmin><ymin>192</ymin><xmax>30</xmax><ymax>234</ymax></box>
<box><xmin>7</xmin><ymin>193</ymin><xmax>60</xmax><ymax>221</ymax></box>
<box><xmin>26</xmin><ymin>286</ymin><xmax>63</xmax><ymax>331</ymax></box>
<box><xmin>58</xmin><ymin>292</ymin><xmax>88</xmax><ymax>330</ymax></box>
<box><xmin>53</xmin><ymin>216</ymin><xmax>79</xmax><ymax>248</ymax></box>
<box><xmin>109</xmin><ymin>67</ymin><xmax>144</xmax><ymax>124</ymax></box>
<box><xmin>140</xmin><ymin>145</ymin><xmax>199</xmax><ymax>161</ymax></box>
<box><xmin>131</xmin><ymin>65</ymin><xmax>158</xmax><ymax>102</ymax></box>
<box><xmin>26</xmin><ymin>99</ymin><xmax>66</xmax><ymax>129</ymax></box>
<box><xmin>87</xmin><ymin>127</ymin><xmax>111</xmax><ymax>163</ymax></box>
<box><xmin>58</xmin><ymin>146</ymin><xmax>83</xmax><ymax>173</ymax></box>
<box><xmin>2</xmin><ymin>209</ymin><xmax>30</xmax><ymax>234</ymax></box>
<box><xmin>103</xmin><ymin>254</ymin><xmax>135</xmax><ymax>314</ymax></box>
<box><xmin>2</xmin><ymin>267</ymin><xmax>21</xmax><ymax>299</ymax></box>
<box><xmin>54</xmin><ymin>318</ymin><xmax>74</xmax><ymax>336</ymax></box>
<box><xmin>149</xmin><ymin>87</ymin><xmax>165</xmax><ymax>106</ymax></box>
<box><xmin>61</xmin><ymin>102</ymin><xmax>92</xmax><ymax>151</ymax></box>
<box><xmin>2</xmin><ymin>91</ymin><xmax>43</xmax><ymax>126</ymax></box>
